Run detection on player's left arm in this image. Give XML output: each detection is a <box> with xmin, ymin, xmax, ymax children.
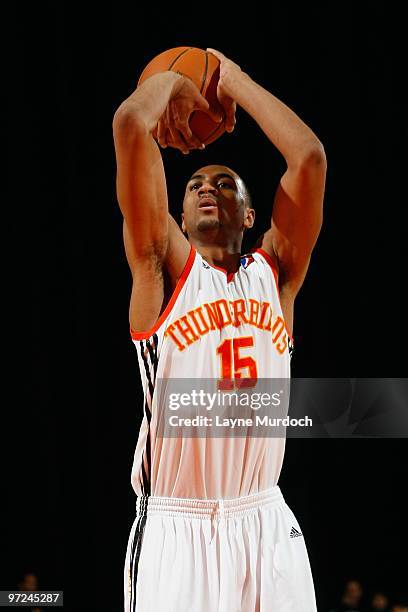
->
<box><xmin>207</xmin><ymin>49</ymin><xmax>327</xmax><ymax>298</ymax></box>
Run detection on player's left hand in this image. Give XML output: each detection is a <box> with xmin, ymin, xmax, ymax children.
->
<box><xmin>206</xmin><ymin>48</ymin><xmax>240</xmax><ymax>133</ymax></box>
<box><xmin>154</xmin><ymin>105</ymin><xmax>222</xmax><ymax>153</ymax></box>
<box><xmin>154</xmin><ymin>76</ymin><xmax>223</xmax><ymax>153</ymax></box>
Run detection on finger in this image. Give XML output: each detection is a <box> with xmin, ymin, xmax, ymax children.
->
<box><xmin>165</xmin><ymin>102</ymin><xmax>187</xmax><ymax>153</ymax></box>
<box><xmin>206</xmin><ymin>48</ymin><xmax>224</xmax><ymax>61</ymax></box>
<box><xmin>168</xmin><ymin>121</ymin><xmax>189</xmax><ymax>154</ymax></box>
<box><xmin>215</xmin><ymin>89</ymin><xmax>235</xmax><ymax>132</ymax></box>
<box><xmin>193</xmin><ymin>94</ymin><xmax>210</xmax><ymax>113</ymax></box>
<box><xmin>178</xmin><ymin>120</ymin><xmax>205</xmax><ymax>149</ymax></box>
<box><xmin>194</xmin><ymin>96</ymin><xmax>223</xmax><ymax>124</ymax></box>
<box><xmin>200</xmin><ymin>102</ymin><xmax>224</xmax><ymax>125</ymax></box>
<box><xmin>157</xmin><ymin>117</ymin><xmax>167</xmax><ymax>148</ymax></box>
<box><xmin>177</xmin><ymin>130</ymin><xmax>192</xmax><ymax>155</ymax></box>
<box><xmin>170</xmin><ymin>96</ymin><xmax>206</xmax><ymax>149</ymax></box>
<box><xmin>225</xmin><ymin>101</ymin><xmax>237</xmax><ymax>133</ymax></box>
<box><xmin>157</xmin><ymin>105</ymin><xmax>170</xmax><ymax>149</ymax></box>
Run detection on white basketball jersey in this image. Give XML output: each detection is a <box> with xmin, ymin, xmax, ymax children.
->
<box><xmin>130</xmin><ymin>246</ymin><xmax>293</xmax><ymax>500</ymax></box>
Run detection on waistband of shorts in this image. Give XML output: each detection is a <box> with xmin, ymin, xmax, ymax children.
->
<box><xmin>136</xmin><ymin>486</ymin><xmax>284</xmax><ymax>519</ymax></box>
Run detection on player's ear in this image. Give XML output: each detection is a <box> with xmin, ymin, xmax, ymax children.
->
<box><xmin>181</xmin><ymin>212</ymin><xmax>187</xmax><ymax>234</ymax></box>
<box><xmin>243</xmin><ymin>207</ymin><xmax>255</xmax><ymax>230</ymax></box>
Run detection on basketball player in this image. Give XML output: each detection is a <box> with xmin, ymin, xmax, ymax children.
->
<box><xmin>113</xmin><ymin>48</ymin><xmax>326</xmax><ymax>611</ymax></box>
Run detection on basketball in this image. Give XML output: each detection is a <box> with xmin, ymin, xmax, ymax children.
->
<box><xmin>138</xmin><ymin>47</ymin><xmax>225</xmax><ymax>146</ymax></box>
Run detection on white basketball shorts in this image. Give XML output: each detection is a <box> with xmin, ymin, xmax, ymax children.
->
<box><xmin>124</xmin><ymin>486</ymin><xmax>317</xmax><ymax>611</ymax></box>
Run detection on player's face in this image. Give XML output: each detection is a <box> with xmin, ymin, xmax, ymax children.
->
<box><xmin>182</xmin><ymin>165</ymin><xmax>254</xmax><ymax>240</ymax></box>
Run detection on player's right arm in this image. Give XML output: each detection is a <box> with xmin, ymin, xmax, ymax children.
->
<box><xmin>112</xmin><ymin>72</ymin><xmax>210</xmax><ymax>332</ymax></box>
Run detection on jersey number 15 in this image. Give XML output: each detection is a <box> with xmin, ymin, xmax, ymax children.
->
<box><xmin>216</xmin><ymin>336</ymin><xmax>258</xmax><ymax>390</ymax></box>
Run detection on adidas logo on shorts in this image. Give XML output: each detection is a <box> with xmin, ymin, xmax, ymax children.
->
<box><xmin>290</xmin><ymin>526</ymin><xmax>303</xmax><ymax>538</ymax></box>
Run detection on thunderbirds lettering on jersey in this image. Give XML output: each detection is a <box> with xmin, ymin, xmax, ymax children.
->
<box><xmin>164</xmin><ymin>298</ymin><xmax>288</xmax><ymax>354</ymax></box>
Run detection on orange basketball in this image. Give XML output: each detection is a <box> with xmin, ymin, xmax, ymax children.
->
<box><xmin>138</xmin><ymin>47</ymin><xmax>225</xmax><ymax>146</ymax></box>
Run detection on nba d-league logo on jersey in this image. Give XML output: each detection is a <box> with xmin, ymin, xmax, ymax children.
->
<box><xmin>240</xmin><ymin>254</ymin><xmax>255</xmax><ymax>269</ymax></box>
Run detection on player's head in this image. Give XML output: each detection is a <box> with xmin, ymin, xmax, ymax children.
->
<box><xmin>181</xmin><ymin>165</ymin><xmax>255</xmax><ymax>247</ymax></box>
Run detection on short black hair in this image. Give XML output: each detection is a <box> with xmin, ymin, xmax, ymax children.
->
<box><xmin>242</xmin><ymin>180</ymin><xmax>253</xmax><ymax>209</ymax></box>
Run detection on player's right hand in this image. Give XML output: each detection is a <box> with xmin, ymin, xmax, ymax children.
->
<box><xmin>156</xmin><ymin>76</ymin><xmax>223</xmax><ymax>154</ymax></box>
<box><xmin>206</xmin><ymin>49</ymin><xmax>238</xmax><ymax>134</ymax></box>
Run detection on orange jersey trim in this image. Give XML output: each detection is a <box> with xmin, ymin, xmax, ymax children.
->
<box><xmin>254</xmin><ymin>248</ymin><xmax>279</xmax><ymax>286</ymax></box>
<box><xmin>130</xmin><ymin>245</ymin><xmax>196</xmax><ymax>340</ymax></box>
<box><xmin>254</xmin><ymin>248</ymin><xmax>294</xmax><ymax>345</ymax></box>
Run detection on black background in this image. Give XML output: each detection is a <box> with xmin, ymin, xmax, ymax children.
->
<box><xmin>5</xmin><ymin>3</ymin><xmax>406</xmax><ymax>611</ymax></box>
